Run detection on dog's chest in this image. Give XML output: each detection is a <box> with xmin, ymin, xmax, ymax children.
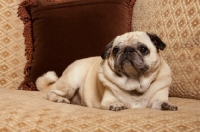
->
<box><xmin>112</xmin><ymin>89</ymin><xmax>149</xmax><ymax>108</ymax></box>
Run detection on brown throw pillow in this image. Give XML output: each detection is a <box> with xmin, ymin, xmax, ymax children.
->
<box><xmin>18</xmin><ymin>0</ymin><xmax>135</xmax><ymax>90</ymax></box>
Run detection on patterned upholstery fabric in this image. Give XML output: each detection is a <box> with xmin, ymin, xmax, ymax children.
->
<box><xmin>0</xmin><ymin>0</ymin><xmax>25</xmax><ymax>89</ymax></box>
<box><xmin>0</xmin><ymin>88</ymin><xmax>200</xmax><ymax>131</ymax></box>
<box><xmin>132</xmin><ymin>0</ymin><xmax>200</xmax><ymax>100</ymax></box>
<box><xmin>0</xmin><ymin>0</ymin><xmax>200</xmax><ymax>131</ymax></box>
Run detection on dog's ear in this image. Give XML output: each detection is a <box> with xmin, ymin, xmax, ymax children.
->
<box><xmin>101</xmin><ymin>40</ymin><xmax>113</xmax><ymax>60</ymax></box>
<box><xmin>146</xmin><ymin>32</ymin><xmax>166</xmax><ymax>50</ymax></box>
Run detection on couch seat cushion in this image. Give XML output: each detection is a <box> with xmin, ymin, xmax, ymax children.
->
<box><xmin>0</xmin><ymin>88</ymin><xmax>199</xmax><ymax>131</ymax></box>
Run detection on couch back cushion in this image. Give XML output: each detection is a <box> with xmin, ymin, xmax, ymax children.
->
<box><xmin>18</xmin><ymin>0</ymin><xmax>135</xmax><ymax>90</ymax></box>
<box><xmin>132</xmin><ymin>0</ymin><xmax>200</xmax><ymax>100</ymax></box>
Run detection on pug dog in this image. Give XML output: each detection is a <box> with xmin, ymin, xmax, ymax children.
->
<box><xmin>36</xmin><ymin>31</ymin><xmax>178</xmax><ymax>111</ymax></box>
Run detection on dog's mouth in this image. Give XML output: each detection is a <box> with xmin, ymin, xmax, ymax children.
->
<box><xmin>114</xmin><ymin>54</ymin><xmax>138</xmax><ymax>77</ymax></box>
<box><xmin>114</xmin><ymin>54</ymin><xmax>132</xmax><ymax>69</ymax></box>
<box><xmin>121</xmin><ymin>58</ymin><xmax>133</xmax><ymax>66</ymax></box>
<box><xmin>115</xmin><ymin>52</ymin><xmax>148</xmax><ymax>74</ymax></box>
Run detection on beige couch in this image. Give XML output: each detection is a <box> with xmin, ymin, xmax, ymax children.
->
<box><xmin>0</xmin><ymin>0</ymin><xmax>200</xmax><ymax>131</ymax></box>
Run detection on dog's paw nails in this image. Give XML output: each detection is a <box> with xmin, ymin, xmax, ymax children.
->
<box><xmin>161</xmin><ymin>102</ymin><xmax>178</xmax><ymax>111</ymax></box>
<box><xmin>109</xmin><ymin>103</ymin><xmax>125</xmax><ymax>111</ymax></box>
<box><xmin>171</xmin><ymin>106</ymin><xmax>178</xmax><ymax>111</ymax></box>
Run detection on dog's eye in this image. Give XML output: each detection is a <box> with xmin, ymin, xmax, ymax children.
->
<box><xmin>139</xmin><ymin>46</ymin><xmax>149</xmax><ymax>54</ymax></box>
<box><xmin>112</xmin><ymin>47</ymin><xmax>119</xmax><ymax>56</ymax></box>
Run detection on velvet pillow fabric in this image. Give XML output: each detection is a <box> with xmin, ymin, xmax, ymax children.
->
<box><xmin>18</xmin><ymin>0</ymin><xmax>135</xmax><ymax>90</ymax></box>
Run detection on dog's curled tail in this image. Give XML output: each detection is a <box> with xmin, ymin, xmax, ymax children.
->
<box><xmin>36</xmin><ymin>71</ymin><xmax>58</xmax><ymax>91</ymax></box>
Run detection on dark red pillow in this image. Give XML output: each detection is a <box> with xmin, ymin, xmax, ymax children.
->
<box><xmin>18</xmin><ymin>0</ymin><xmax>135</xmax><ymax>90</ymax></box>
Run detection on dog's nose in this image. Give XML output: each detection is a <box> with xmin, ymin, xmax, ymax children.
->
<box><xmin>124</xmin><ymin>47</ymin><xmax>134</xmax><ymax>55</ymax></box>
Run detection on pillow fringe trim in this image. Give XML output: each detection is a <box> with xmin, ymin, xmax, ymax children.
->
<box><xmin>17</xmin><ymin>0</ymin><xmax>38</xmax><ymax>91</ymax></box>
<box><xmin>128</xmin><ymin>0</ymin><xmax>136</xmax><ymax>32</ymax></box>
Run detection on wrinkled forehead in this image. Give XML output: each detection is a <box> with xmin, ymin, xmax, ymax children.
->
<box><xmin>113</xmin><ymin>32</ymin><xmax>153</xmax><ymax>47</ymax></box>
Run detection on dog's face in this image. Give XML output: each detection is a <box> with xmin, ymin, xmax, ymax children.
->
<box><xmin>101</xmin><ymin>32</ymin><xmax>166</xmax><ymax>77</ymax></box>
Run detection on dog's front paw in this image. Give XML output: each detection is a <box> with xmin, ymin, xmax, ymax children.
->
<box><xmin>44</xmin><ymin>92</ymin><xmax>70</xmax><ymax>104</ymax></box>
<box><xmin>57</xmin><ymin>98</ymin><xmax>70</xmax><ymax>104</ymax></box>
<box><xmin>109</xmin><ymin>103</ymin><xmax>125</xmax><ymax>111</ymax></box>
<box><xmin>161</xmin><ymin>102</ymin><xmax>178</xmax><ymax>111</ymax></box>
